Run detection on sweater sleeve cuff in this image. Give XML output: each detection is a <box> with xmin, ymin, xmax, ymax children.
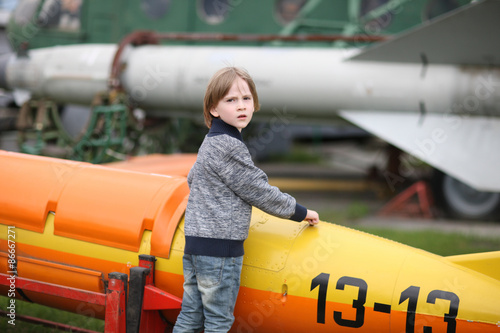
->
<box><xmin>290</xmin><ymin>203</ymin><xmax>307</xmax><ymax>222</ymax></box>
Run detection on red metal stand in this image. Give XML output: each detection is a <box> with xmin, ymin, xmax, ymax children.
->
<box><xmin>378</xmin><ymin>180</ymin><xmax>434</xmax><ymax>219</ymax></box>
<box><xmin>0</xmin><ymin>255</ymin><xmax>182</xmax><ymax>332</ymax></box>
<box><xmin>0</xmin><ymin>272</ymin><xmax>127</xmax><ymax>332</ymax></box>
<box><xmin>105</xmin><ymin>273</ymin><xmax>128</xmax><ymax>333</ymax></box>
<box><xmin>128</xmin><ymin>255</ymin><xmax>182</xmax><ymax>333</ymax></box>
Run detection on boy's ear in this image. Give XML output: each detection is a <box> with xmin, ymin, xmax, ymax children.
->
<box><xmin>210</xmin><ymin>108</ymin><xmax>219</xmax><ymax>118</ymax></box>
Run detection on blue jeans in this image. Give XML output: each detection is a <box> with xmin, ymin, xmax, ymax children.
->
<box><xmin>173</xmin><ymin>254</ymin><xmax>243</xmax><ymax>333</ymax></box>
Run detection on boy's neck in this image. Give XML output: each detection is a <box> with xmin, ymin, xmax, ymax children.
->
<box><xmin>208</xmin><ymin>118</ymin><xmax>243</xmax><ymax>142</ymax></box>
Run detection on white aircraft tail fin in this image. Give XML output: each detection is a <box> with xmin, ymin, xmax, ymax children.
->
<box><xmin>349</xmin><ymin>0</ymin><xmax>500</xmax><ymax>66</ymax></box>
<box><xmin>339</xmin><ymin>110</ymin><xmax>500</xmax><ymax>192</ymax></box>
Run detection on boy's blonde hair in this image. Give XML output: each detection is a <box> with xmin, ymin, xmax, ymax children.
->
<box><xmin>203</xmin><ymin>66</ymin><xmax>260</xmax><ymax>128</ymax></box>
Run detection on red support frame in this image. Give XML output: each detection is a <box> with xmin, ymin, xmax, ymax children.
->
<box><xmin>0</xmin><ymin>272</ymin><xmax>127</xmax><ymax>333</ymax></box>
<box><xmin>137</xmin><ymin>255</ymin><xmax>182</xmax><ymax>333</ymax></box>
<box><xmin>378</xmin><ymin>180</ymin><xmax>434</xmax><ymax>219</ymax></box>
<box><xmin>105</xmin><ymin>272</ymin><xmax>128</xmax><ymax>333</ymax></box>
<box><xmin>0</xmin><ymin>255</ymin><xmax>182</xmax><ymax>332</ymax></box>
<box><xmin>0</xmin><ymin>274</ymin><xmax>107</xmax><ymax>306</ymax></box>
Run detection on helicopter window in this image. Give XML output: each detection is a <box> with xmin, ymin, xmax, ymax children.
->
<box><xmin>198</xmin><ymin>0</ymin><xmax>230</xmax><ymax>24</ymax></box>
<box><xmin>38</xmin><ymin>0</ymin><xmax>81</xmax><ymax>31</ymax></box>
<box><xmin>275</xmin><ymin>0</ymin><xmax>307</xmax><ymax>25</ymax></box>
<box><xmin>359</xmin><ymin>0</ymin><xmax>393</xmax><ymax>32</ymax></box>
<box><xmin>141</xmin><ymin>0</ymin><xmax>171</xmax><ymax>20</ymax></box>
<box><xmin>12</xmin><ymin>0</ymin><xmax>40</xmax><ymax>25</ymax></box>
<box><xmin>423</xmin><ymin>0</ymin><xmax>460</xmax><ymax>20</ymax></box>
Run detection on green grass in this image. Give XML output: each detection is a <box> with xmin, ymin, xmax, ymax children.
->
<box><xmin>355</xmin><ymin>227</ymin><xmax>500</xmax><ymax>256</ymax></box>
<box><xmin>0</xmin><ymin>297</ymin><xmax>104</xmax><ymax>332</ymax></box>
<box><xmin>315</xmin><ymin>201</ymin><xmax>373</xmax><ymax>223</ymax></box>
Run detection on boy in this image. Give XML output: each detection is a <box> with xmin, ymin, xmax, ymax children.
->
<box><xmin>173</xmin><ymin>66</ymin><xmax>319</xmax><ymax>333</ymax></box>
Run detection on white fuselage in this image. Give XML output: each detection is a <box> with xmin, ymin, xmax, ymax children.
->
<box><xmin>5</xmin><ymin>44</ymin><xmax>499</xmax><ymax>118</ymax></box>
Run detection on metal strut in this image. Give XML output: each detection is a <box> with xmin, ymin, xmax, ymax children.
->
<box><xmin>16</xmin><ymin>98</ymin><xmax>129</xmax><ymax>163</ymax></box>
<box><xmin>0</xmin><ymin>255</ymin><xmax>182</xmax><ymax>333</ymax></box>
<box><xmin>128</xmin><ymin>255</ymin><xmax>183</xmax><ymax>333</ymax></box>
<box><xmin>0</xmin><ymin>272</ymin><xmax>128</xmax><ymax>333</ymax></box>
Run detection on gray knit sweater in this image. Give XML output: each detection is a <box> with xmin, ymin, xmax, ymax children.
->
<box><xmin>184</xmin><ymin>118</ymin><xmax>307</xmax><ymax>257</ymax></box>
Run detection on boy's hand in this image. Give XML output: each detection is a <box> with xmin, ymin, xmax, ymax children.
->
<box><xmin>305</xmin><ymin>209</ymin><xmax>319</xmax><ymax>226</ymax></box>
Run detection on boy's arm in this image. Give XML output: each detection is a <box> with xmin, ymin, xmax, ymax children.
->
<box><xmin>214</xmin><ymin>143</ymin><xmax>315</xmax><ymax>222</ymax></box>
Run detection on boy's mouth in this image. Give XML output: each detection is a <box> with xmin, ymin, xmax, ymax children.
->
<box><xmin>238</xmin><ymin>115</ymin><xmax>247</xmax><ymax>119</ymax></box>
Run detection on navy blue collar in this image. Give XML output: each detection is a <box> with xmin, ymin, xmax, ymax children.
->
<box><xmin>207</xmin><ymin>118</ymin><xmax>243</xmax><ymax>142</ymax></box>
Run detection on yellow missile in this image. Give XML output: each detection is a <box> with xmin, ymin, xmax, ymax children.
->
<box><xmin>0</xmin><ymin>150</ymin><xmax>499</xmax><ymax>332</ymax></box>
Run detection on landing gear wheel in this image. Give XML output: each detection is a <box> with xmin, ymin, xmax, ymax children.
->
<box><xmin>432</xmin><ymin>169</ymin><xmax>500</xmax><ymax>221</ymax></box>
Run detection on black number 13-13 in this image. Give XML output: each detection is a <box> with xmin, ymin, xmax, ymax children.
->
<box><xmin>311</xmin><ymin>273</ymin><xmax>459</xmax><ymax>332</ymax></box>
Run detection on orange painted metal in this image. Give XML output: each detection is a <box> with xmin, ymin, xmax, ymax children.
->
<box><xmin>1</xmin><ymin>253</ymin><xmax>104</xmax><ymax>293</ymax></box>
<box><xmin>105</xmin><ymin>153</ymin><xmax>197</xmax><ymax>177</ymax></box>
<box><xmin>54</xmin><ymin>165</ymin><xmax>188</xmax><ymax>252</ymax></box>
<box><xmin>0</xmin><ymin>150</ymin><xmax>190</xmax><ymax>256</ymax></box>
<box><xmin>0</xmin><ymin>153</ymin><xmax>81</xmax><ymax>233</ymax></box>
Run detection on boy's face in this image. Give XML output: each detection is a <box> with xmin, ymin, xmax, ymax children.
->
<box><xmin>210</xmin><ymin>76</ymin><xmax>255</xmax><ymax>132</ymax></box>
